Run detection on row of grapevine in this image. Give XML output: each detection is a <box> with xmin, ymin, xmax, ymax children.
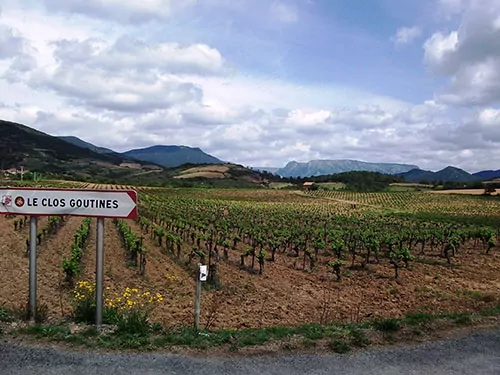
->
<box><xmin>114</xmin><ymin>219</ymin><xmax>147</xmax><ymax>275</ymax></box>
<box><xmin>135</xmin><ymin>188</ymin><xmax>498</xmax><ymax>283</ymax></box>
<box><xmin>61</xmin><ymin>218</ymin><xmax>91</xmax><ymax>283</ymax></box>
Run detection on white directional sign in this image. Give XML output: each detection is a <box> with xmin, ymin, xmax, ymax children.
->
<box><xmin>199</xmin><ymin>265</ymin><xmax>208</xmax><ymax>282</ymax></box>
<box><xmin>0</xmin><ymin>188</ymin><xmax>137</xmax><ymax>218</ymax></box>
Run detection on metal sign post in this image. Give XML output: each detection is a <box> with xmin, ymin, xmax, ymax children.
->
<box><xmin>95</xmin><ymin>217</ymin><xmax>105</xmax><ymax>327</ymax></box>
<box><xmin>28</xmin><ymin>216</ymin><xmax>38</xmax><ymax>322</ymax></box>
<box><xmin>194</xmin><ymin>264</ymin><xmax>207</xmax><ymax>330</ymax></box>
<box><xmin>0</xmin><ymin>187</ymin><xmax>138</xmax><ymax>327</ymax></box>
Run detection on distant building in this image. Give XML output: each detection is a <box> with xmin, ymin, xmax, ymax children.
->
<box><xmin>2</xmin><ymin>168</ymin><xmax>28</xmax><ymax>175</ymax></box>
<box><xmin>303</xmin><ymin>182</ymin><xmax>316</xmax><ymax>191</ymax></box>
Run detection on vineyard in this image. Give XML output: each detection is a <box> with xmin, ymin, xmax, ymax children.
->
<box><xmin>1</xmin><ymin>180</ymin><xmax>500</xmax><ymax>330</ymax></box>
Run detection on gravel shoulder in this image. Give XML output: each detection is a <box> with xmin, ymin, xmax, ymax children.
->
<box><xmin>1</xmin><ymin>327</ymin><xmax>499</xmax><ymax>375</ymax></box>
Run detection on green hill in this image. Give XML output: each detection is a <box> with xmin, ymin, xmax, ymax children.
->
<box><xmin>398</xmin><ymin>166</ymin><xmax>479</xmax><ymax>183</ymax></box>
<box><xmin>0</xmin><ymin>119</ymin><xmax>271</xmax><ymax>187</ymax></box>
<box><xmin>123</xmin><ymin>145</ymin><xmax>223</xmax><ymax>168</ymax></box>
<box><xmin>58</xmin><ymin>136</ymin><xmax>116</xmax><ymax>154</ymax></box>
<box><xmin>0</xmin><ymin>119</ymin><xmax>161</xmax><ymax>180</ymax></box>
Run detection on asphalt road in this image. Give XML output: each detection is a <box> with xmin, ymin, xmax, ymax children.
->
<box><xmin>1</xmin><ymin>328</ymin><xmax>500</xmax><ymax>375</ymax></box>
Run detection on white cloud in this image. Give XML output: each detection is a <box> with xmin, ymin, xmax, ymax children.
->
<box><xmin>270</xmin><ymin>1</ymin><xmax>298</xmax><ymax>24</ymax></box>
<box><xmin>40</xmin><ymin>0</ymin><xmax>196</xmax><ymax>24</ymax></box>
<box><xmin>0</xmin><ymin>25</ymin><xmax>26</xmax><ymax>59</ymax></box>
<box><xmin>423</xmin><ymin>31</ymin><xmax>458</xmax><ymax>73</ymax></box>
<box><xmin>392</xmin><ymin>26</ymin><xmax>422</xmax><ymax>46</ymax></box>
<box><xmin>424</xmin><ymin>0</ymin><xmax>500</xmax><ymax>106</ymax></box>
<box><xmin>50</xmin><ymin>37</ymin><xmax>226</xmax><ymax>76</ymax></box>
<box><xmin>3</xmin><ymin>0</ymin><xmax>500</xmax><ymax>173</ymax></box>
<box><xmin>437</xmin><ymin>0</ymin><xmax>465</xmax><ymax>18</ymax></box>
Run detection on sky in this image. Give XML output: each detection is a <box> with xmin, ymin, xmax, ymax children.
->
<box><xmin>1</xmin><ymin>0</ymin><xmax>500</xmax><ymax>172</ymax></box>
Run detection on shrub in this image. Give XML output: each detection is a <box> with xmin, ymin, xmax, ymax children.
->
<box><xmin>0</xmin><ymin>307</ymin><xmax>12</xmax><ymax>322</ymax></box>
<box><xmin>73</xmin><ymin>281</ymin><xmax>97</xmax><ymax>323</ymax></box>
<box><xmin>373</xmin><ymin>318</ymin><xmax>400</xmax><ymax>332</ymax></box>
<box><xmin>72</xmin><ymin>281</ymin><xmax>163</xmax><ymax>335</ymax></box>
<box><xmin>329</xmin><ymin>339</ymin><xmax>350</xmax><ymax>353</ymax></box>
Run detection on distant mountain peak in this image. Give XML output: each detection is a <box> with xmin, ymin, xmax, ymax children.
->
<box><xmin>276</xmin><ymin>159</ymin><xmax>418</xmax><ymax>177</ymax></box>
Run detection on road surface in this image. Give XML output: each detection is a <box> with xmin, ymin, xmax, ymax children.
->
<box><xmin>1</xmin><ymin>328</ymin><xmax>499</xmax><ymax>374</ymax></box>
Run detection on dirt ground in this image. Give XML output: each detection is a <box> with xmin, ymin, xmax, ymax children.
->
<box><xmin>432</xmin><ymin>189</ymin><xmax>486</xmax><ymax>195</ymax></box>
<box><xmin>1</xmin><ymin>214</ymin><xmax>500</xmax><ymax>329</ymax></box>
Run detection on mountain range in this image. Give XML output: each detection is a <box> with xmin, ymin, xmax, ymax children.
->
<box><xmin>275</xmin><ymin>160</ymin><xmax>419</xmax><ymax>178</ymax></box>
<box><xmin>3</xmin><ymin>119</ymin><xmax>500</xmax><ymax>184</ymax></box>
<box><xmin>0</xmin><ymin>120</ymin><xmax>129</xmax><ymax>174</ymax></box>
<box><xmin>122</xmin><ymin>145</ymin><xmax>223</xmax><ymax>168</ymax></box>
<box><xmin>397</xmin><ymin>166</ymin><xmax>482</xmax><ymax>183</ymax></box>
<box><xmin>0</xmin><ymin>120</ymin><xmax>267</xmax><ymax>186</ymax></box>
<box><xmin>59</xmin><ymin>137</ymin><xmax>222</xmax><ymax>168</ymax></box>
<box><xmin>58</xmin><ymin>136</ymin><xmax>115</xmax><ymax>154</ymax></box>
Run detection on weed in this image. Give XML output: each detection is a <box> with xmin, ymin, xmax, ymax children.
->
<box><xmin>410</xmin><ymin>327</ymin><xmax>422</xmax><ymax>336</ymax></box>
<box><xmin>405</xmin><ymin>313</ymin><xmax>435</xmax><ymax>326</ymax></box>
<box><xmin>0</xmin><ymin>307</ymin><xmax>12</xmax><ymax>322</ymax></box>
<box><xmin>329</xmin><ymin>339</ymin><xmax>350</xmax><ymax>354</ymax></box>
<box><xmin>349</xmin><ymin>328</ymin><xmax>371</xmax><ymax>348</ymax></box>
<box><xmin>373</xmin><ymin>318</ymin><xmax>400</xmax><ymax>332</ymax></box>
<box><xmin>151</xmin><ymin>322</ymin><xmax>163</xmax><ymax>334</ymax></box>
<box><xmin>35</xmin><ymin>303</ymin><xmax>49</xmax><ymax>324</ymax></box>
<box><xmin>115</xmin><ymin>309</ymin><xmax>151</xmax><ymax>336</ymax></box>
<box><xmin>479</xmin><ymin>304</ymin><xmax>500</xmax><ymax>316</ymax></box>
<box><xmin>300</xmin><ymin>338</ymin><xmax>317</xmax><ymax>348</ymax></box>
<box><xmin>80</xmin><ymin>326</ymin><xmax>99</xmax><ymax>337</ymax></box>
<box><xmin>21</xmin><ymin>324</ymin><xmax>70</xmax><ymax>339</ymax></box>
<box><xmin>297</xmin><ymin>324</ymin><xmax>325</xmax><ymax>340</ymax></box>
<box><xmin>453</xmin><ymin>314</ymin><xmax>472</xmax><ymax>325</ymax></box>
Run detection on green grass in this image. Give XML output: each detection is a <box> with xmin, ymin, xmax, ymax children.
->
<box><xmin>373</xmin><ymin>318</ymin><xmax>400</xmax><ymax>333</ymax></box>
<box><xmin>0</xmin><ymin>307</ymin><xmax>13</xmax><ymax>322</ymax></box>
<box><xmin>11</xmin><ymin>304</ymin><xmax>500</xmax><ymax>352</ymax></box>
<box><xmin>329</xmin><ymin>339</ymin><xmax>351</xmax><ymax>353</ymax></box>
<box><xmin>316</xmin><ymin>182</ymin><xmax>346</xmax><ymax>190</ymax></box>
<box><xmin>269</xmin><ymin>182</ymin><xmax>294</xmax><ymax>189</ymax></box>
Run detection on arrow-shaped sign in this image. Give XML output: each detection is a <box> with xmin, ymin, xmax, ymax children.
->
<box><xmin>0</xmin><ymin>188</ymin><xmax>137</xmax><ymax>219</ymax></box>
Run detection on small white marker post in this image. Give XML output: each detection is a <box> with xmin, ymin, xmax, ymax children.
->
<box><xmin>194</xmin><ymin>264</ymin><xmax>207</xmax><ymax>330</ymax></box>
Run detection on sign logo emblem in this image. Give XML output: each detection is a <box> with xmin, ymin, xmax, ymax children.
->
<box><xmin>15</xmin><ymin>196</ymin><xmax>25</xmax><ymax>207</ymax></box>
<box><xmin>1</xmin><ymin>195</ymin><xmax>12</xmax><ymax>207</ymax></box>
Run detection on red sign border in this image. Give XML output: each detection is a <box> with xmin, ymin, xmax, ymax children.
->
<box><xmin>0</xmin><ymin>187</ymin><xmax>138</xmax><ymax>219</ymax></box>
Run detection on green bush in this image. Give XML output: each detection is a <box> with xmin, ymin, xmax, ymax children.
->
<box><xmin>373</xmin><ymin>318</ymin><xmax>400</xmax><ymax>332</ymax></box>
<box><xmin>329</xmin><ymin>339</ymin><xmax>350</xmax><ymax>353</ymax></box>
<box><xmin>72</xmin><ymin>281</ymin><xmax>162</xmax><ymax>335</ymax></box>
<box><xmin>115</xmin><ymin>309</ymin><xmax>151</xmax><ymax>336</ymax></box>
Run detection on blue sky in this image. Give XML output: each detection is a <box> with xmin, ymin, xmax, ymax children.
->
<box><xmin>1</xmin><ymin>0</ymin><xmax>500</xmax><ymax>171</ymax></box>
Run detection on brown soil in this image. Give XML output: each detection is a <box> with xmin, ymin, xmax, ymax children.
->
<box><xmin>432</xmin><ymin>189</ymin><xmax>486</xmax><ymax>195</ymax></box>
<box><xmin>0</xmin><ymin>215</ymin><xmax>83</xmax><ymax>318</ymax></box>
<box><xmin>80</xmin><ymin>218</ymin><xmax>195</xmax><ymax>327</ymax></box>
<box><xmin>175</xmin><ymin>172</ymin><xmax>226</xmax><ymax>179</ymax></box>
<box><xmin>1</xmin><ymin>214</ymin><xmax>500</xmax><ymax>330</ymax></box>
<box><xmin>180</xmin><ymin>165</ymin><xmax>230</xmax><ymax>174</ymax></box>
